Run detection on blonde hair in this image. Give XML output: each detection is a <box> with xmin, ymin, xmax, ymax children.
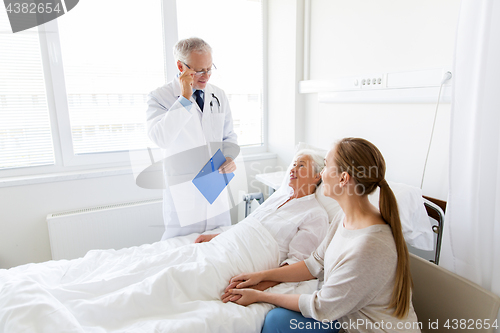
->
<box><xmin>334</xmin><ymin>137</ymin><xmax>412</xmax><ymax>319</ymax></box>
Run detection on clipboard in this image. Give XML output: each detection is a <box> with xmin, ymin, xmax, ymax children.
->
<box><xmin>192</xmin><ymin>149</ymin><xmax>234</xmax><ymax>204</ymax></box>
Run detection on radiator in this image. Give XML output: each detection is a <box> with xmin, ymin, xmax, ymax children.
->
<box><xmin>47</xmin><ymin>198</ymin><xmax>163</xmax><ymax>260</ymax></box>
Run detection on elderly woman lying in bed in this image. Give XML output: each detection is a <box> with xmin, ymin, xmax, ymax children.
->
<box><xmin>0</xmin><ymin>150</ymin><xmax>328</xmax><ymax>333</ymax></box>
<box><xmin>196</xmin><ymin>149</ymin><xmax>328</xmax><ymax>263</ymax></box>
<box><xmin>191</xmin><ymin>149</ymin><xmax>328</xmax><ymax>294</ymax></box>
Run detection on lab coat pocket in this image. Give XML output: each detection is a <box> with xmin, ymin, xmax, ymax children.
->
<box><xmin>210</xmin><ymin>113</ymin><xmax>225</xmax><ymax>141</ymax></box>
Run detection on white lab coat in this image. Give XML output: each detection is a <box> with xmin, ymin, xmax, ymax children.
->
<box><xmin>146</xmin><ymin>77</ymin><xmax>238</xmax><ymax>240</ymax></box>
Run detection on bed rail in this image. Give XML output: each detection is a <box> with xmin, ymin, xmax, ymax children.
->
<box><xmin>422</xmin><ymin>197</ymin><xmax>446</xmax><ymax>265</ymax></box>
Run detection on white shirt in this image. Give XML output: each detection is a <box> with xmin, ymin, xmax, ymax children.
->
<box><xmin>300</xmin><ymin>212</ymin><xmax>421</xmax><ymax>332</ymax></box>
<box><xmin>249</xmin><ymin>189</ymin><xmax>329</xmax><ymax>265</ymax></box>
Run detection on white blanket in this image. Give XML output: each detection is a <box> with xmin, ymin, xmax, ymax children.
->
<box><xmin>0</xmin><ymin>218</ymin><xmax>317</xmax><ymax>333</ymax></box>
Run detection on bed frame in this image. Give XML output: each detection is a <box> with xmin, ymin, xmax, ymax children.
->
<box><xmin>422</xmin><ymin>196</ymin><xmax>446</xmax><ymax>264</ymax></box>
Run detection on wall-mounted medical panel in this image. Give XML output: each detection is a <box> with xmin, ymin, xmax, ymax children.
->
<box><xmin>299</xmin><ymin>68</ymin><xmax>452</xmax><ymax>103</ymax></box>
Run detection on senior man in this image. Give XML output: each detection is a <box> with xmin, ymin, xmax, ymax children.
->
<box><xmin>146</xmin><ymin>37</ymin><xmax>238</xmax><ymax>240</ymax></box>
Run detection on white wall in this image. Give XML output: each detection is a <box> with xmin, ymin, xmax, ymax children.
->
<box><xmin>0</xmin><ymin>157</ymin><xmax>278</xmax><ymax>269</ymax></box>
<box><xmin>267</xmin><ymin>0</ymin><xmax>460</xmax><ymax>200</ymax></box>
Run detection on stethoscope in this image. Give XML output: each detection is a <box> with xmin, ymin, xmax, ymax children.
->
<box><xmin>210</xmin><ymin>93</ymin><xmax>221</xmax><ymax>113</ymax></box>
<box><xmin>176</xmin><ymin>91</ymin><xmax>221</xmax><ymax>113</ymax></box>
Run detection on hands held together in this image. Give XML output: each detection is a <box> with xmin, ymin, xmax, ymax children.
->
<box><xmin>221</xmin><ymin>272</ymin><xmax>273</xmax><ymax>306</ymax></box>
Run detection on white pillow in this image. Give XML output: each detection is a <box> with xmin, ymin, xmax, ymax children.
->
<box><xmin>281</xmin><ymin>142</ymin><xmax>434</xmax><ymax>251</ymax></box>
<box><xmin>369</xmin><ymin>181</ymin><xmax>434</xmax><ymax>251</ymax></box>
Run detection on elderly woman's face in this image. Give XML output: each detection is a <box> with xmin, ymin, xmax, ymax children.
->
<box><xmin>288</xmin><ymin>155</ymin><xmax>320</xmax><ymax>194</ymax></box>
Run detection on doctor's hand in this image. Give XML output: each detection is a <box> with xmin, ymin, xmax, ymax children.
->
<box><xmin>179</xmin><ymin>67</ymin><xmax>195</xmax><ymax>100</ymax></box>
<box><xmin>218</xmin><ymin>157</ymin><xmax>236</xmax><ymax>174</ymax></box>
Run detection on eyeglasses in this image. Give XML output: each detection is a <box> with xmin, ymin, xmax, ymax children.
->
<box><xmin>182</xmin><ymin>62</ymin><xmax>216</xmax><ymax>76</ymax></box>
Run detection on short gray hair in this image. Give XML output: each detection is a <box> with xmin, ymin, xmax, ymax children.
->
<box><xmin>173</xmin><ymin>37</ymin><xmax>212</xmax><ymax>63</ymax></box>
<box><xmin>293</xmin><ymin>149</ymin><xmax>325</xmax><ymax>175</ymax></box>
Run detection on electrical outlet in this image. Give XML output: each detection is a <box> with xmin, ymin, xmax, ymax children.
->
<box><xmin>353</xmin><ymin>74</ymin><xmax>385</xmax><ymax>89</ymax></box>
<box><xmin>361</xmin><ymin>77</ymin><xmax>383</xmax><ymax>87</ymax></box>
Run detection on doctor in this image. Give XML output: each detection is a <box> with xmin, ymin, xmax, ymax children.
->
<box><xmin>146</xmin><ymin>37</ymin><xmax>238</xmax><ymax>240</ymax></box>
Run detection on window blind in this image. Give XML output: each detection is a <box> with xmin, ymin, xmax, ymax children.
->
<box><xmin>0</xmin><ymin>13</ymin><xmax>55</xmax><ymax>170</ymax></box>
<box><xmin>57</xmin><ymin>0</ymin><xmax>165</xmax><ymax>155</ymax></box>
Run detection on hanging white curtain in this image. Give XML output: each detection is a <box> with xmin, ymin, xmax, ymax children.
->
<box><xmin>440</xmin><ymin>0</ymin><xmax>500</xmax><ymax>330</ymax></box>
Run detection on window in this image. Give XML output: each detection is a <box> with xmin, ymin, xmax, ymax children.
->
<box><xmin>0</xmin><ymin>12</ymin><xmax>54</xmax><ymax>170</ymax></box>
<box><xmin>0</xmin><ymin>0</ymin><xmax>265</xmax><ymax>176</ymax></box>
<box><xmin>176</xmin><ymin>0</ymin><xmax>264</xmax><ymax>147</ymax></box>
<box><xmin>57</xmin><ymin>0</ymin><xmax>165</xmax><ymax>155</ymax></box>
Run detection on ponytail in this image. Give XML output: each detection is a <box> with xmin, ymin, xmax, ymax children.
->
<box><xmin>379</xmin><ymin>180</ymin><xmax>412</xmax><ymax>318</ymax></box>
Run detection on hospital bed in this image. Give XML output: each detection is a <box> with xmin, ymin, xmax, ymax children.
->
<box><xmin>0</xmin><ymin>178</ymin><xmax>437</xmax><ymax>333</ymax></box>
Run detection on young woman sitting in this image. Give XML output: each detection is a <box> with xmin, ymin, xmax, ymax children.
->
<box><xmin>222</xmin><ymin>138</ymin><xmax>421</xmax><ymax>333</ymax></box>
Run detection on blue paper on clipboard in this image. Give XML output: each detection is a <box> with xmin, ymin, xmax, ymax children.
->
<box><xmin>192</xmin><ymin>149</ymin><xmax>234</xmax><ymax>204</ymax></box>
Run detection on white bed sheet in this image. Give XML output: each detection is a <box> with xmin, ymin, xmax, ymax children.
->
<box><xmin>0</xmin><ymin>218</ymin><xmax>317</xmax><ymax>333</ymax></box>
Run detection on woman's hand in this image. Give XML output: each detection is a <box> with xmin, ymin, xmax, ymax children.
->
<box><xmin>221</xmin><ymin>271</ymin><xmax>264</xmax><ymax>302</ymax></box>
<box><xmin>226</xmin><ymin>272</ymin><xmax>264</xmax><ymax>290</ymax></box>
<box><xmin>225</xmin><ymin>288</ymin><xmax>262</xmax><ymax>306</ymax></box>
<box><xmin>221</xmin><ymin>280</ymin><xmax>280</xmax><ymax>303</ymax></box>
<box><xmin>221</xmin><ymin>281</ymin><xmax>241</xmax><ymax>303</ymax></box>
<box><xmin>194</xmin><ymin>234</ymin><xmax>219</xmax><ymax>243</ymax></box>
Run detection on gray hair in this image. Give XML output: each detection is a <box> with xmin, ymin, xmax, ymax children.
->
<box><xmin>173</xmin><ymin>37</ymin><xmax>212</xmax><ymax>63</ymax></box>
<box><xmin>293</xmin><ymin>149</ymin><xmax>325</xmax><ymax>175</ymax></box>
